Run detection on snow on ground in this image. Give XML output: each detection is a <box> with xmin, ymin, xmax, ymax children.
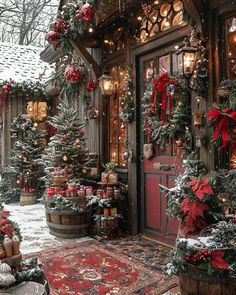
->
<box><xmin>5</xmin><ymin>202</ymin><xmax>91</xmax><ymax>254</ymax></box>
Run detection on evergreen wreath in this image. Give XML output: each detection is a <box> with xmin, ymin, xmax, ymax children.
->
<box><xmin>142</xmin><ymin>73</ymin><xmax>191</xmax><ymax>147</ymax></box>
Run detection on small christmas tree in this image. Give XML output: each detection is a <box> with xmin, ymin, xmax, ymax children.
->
<box><xmin>8</xmin><ymin>114</ymin><xmax>45</xmax><ymax>197</ymax></box>
<box><xmin>42</xmin><ymin>99</ymin><xmax>88</xmax><ymax>183</ymax></box>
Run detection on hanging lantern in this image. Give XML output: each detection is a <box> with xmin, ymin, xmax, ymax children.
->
<box><xmin>98</xmin><ymin>73</ymin><xmax>116</xmax><ymax>97</ymax></box>
<box><xmin>176</xmin><ymin>38</ymin><xmax>198</xmax><ymax>76</ymax></box>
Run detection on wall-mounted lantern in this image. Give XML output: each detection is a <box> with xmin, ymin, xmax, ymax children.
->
<box><xmin>98</xmin><ymin>73</ymin><xmax>116</xmax><ymax>98</ymax></box>
<box><xmin>176</xmin><ymin>37</ymin><xmax>198</xmax><ymax>77</ymax></box>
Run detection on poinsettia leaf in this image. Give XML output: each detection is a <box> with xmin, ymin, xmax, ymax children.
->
<box><xmin>0</xmin><ymin>219</ymin><xmax>8</xmax><ymax>226</ymax></box>
<box><xmin>0</xmin><ymin>211</ymin><xmax>10</xmax><ymax>218</ymax></box>
<box><xmin>188</xmin><ymin>178</ymin><xmax>199</xmax><ymax>192</ymax></box>
<box><xmin>188</xmin><ymin>202</ymin><xmax>209</xmax><ymax>219</ymax></box>
<box><xmin>211</xmin><ymin>251</ymin><xmax>229</xmax><ymax>270</ymax></box>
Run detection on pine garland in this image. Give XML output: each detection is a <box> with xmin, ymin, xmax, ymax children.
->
<box><xmin>0</xmin><ymin>81</ymin><xmax>50</xmax><ymax>101</ymax></box>
<box><xmin>119</xmin><ymin>67</ymin><xmax>135</xmax><ymax>123</ymax></box>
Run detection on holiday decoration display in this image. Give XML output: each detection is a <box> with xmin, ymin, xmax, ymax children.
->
<box><xmin>142</xmin><ymin>72</ymin><xmax>190</xmax><ymax>148</ymax></box>
<box><xmin>42</xmin><ymin>99</ymin><xmax>88</xmax><ymax>184</ymax></box>
<box><xmin>0</xmin><ymin>80</ymin><xmax>49</xmax><ymax>102</ymax></box>
<box><xmin>50</xmin><ymin>56</ymin><xmax>87</xmax><ymax>95</ymax></box>
<box><xmin>101</xmin><ymin>162</ymin><xmax>118</xmax><ymax>184</ymax></box>
<box><xmin>86</xmin><ymin>81</ymin><xmax>96</xmax><ymax>92</ymax></box>
<box><xmin>119</xmin><ymin>66</ymin><xmax>135</xmax><ymax>123</ymax></box>
<box><xmin>8</xmin><ymin>114</ymin><xmax>45</xmax><ymax>202</ymax></box>
<box><xmin>92</xmin><ymin>181</ymin><xmax>128</xmax><ymax>239</ymax></box>
<box><xmin>0</xmin><ymin>210</ymin><xmax>22</xmax><ymax>268</ymax></box>
<box><xmin>160</xmin><ymin>157</ymin><xmax>229</xmax><ymax>237</ymax></box>
<box><xmin>46</xmin><ymin>0</ymin><xmax>96</xmax><ymax>51</ymax></box>
<box><xmin>64</xmin><ymin>63</ymin><xmax>84</xmax><ymax>84</ymax></box>
<box><xmin>207</xmin><ymin>79</ymin><xmax>236</xmax><ymax>150</ymax></box>
<box><xmin>167</xmin><ymin>220</ymin><xmax>236</xmax><ymax>279</ymax></box>
<box><xmin>80</xmin><ymin>3</ymin><xmax>94</xmax><ymax>21</ymax></box>
<box><xmin>207</xmin><ymin>106</ymin><xmax>236</xmax><ymax>149</ymax></box>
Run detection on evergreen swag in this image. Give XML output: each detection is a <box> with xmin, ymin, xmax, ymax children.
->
<box><xmin>160</xmin><ymin>157</ymin><xmax>236</xmax><ymax>237</ymax></box>
<box><xmin>46</xmin><ymin>0</ymin><xmax>97</xmax><ymax>51</ymax></box>
<box><xmin>0</xmin><ymin>81</ymin><xmax>49</xmax><ymax>100</ymax></box>
<box><xmin>41</xmin><ymin>99</ymin><xmax>88</xmax><ymax>184</ymax></box>
<box><xmin>142</xmin><ymin>73</ymin><xmax>191</xmax><ymax>146</ymax></box>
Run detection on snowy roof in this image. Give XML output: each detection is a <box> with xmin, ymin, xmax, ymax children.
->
<box><xmin>0</xmin><ymin>42</ymin><xmax>54</xmax><ymax>83</ymax></box>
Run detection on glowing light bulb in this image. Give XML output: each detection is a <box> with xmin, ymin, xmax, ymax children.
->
<box><xmin>89</xmin><ymin>27</ymin><xmax>93</xmax><ymax>33</ymax></box>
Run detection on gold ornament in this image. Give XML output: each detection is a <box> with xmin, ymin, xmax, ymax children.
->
<box><xmin>75</xmin><ymin>138</ymin><xmax>80</xmax><ymax>144</ymax></box>
<box><xmin>63</xmin><ymin>155</ymin><xmax>68</xmax><ymax>161</ymax></box>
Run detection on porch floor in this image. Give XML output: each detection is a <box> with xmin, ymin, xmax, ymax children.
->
<box><xmin>5</xmin><ymin>203</ymin><xmax>180</xmax><ymax>295</ymax></box>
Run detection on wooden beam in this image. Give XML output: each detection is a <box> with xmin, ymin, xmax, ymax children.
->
<box><xmin>70</xmin><ymin>40</ymin><xmax>101</xmax><ymax>81</ymax></box>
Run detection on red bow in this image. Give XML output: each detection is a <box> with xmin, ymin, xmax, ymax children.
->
<box><xmin>211</xmin><ymin>251</ymin><xmax>229</xmax><ymax>270</ymax></box>
<box><xmin>207</xmin><ymin>107</ymin><xmax>236</xmax><ymax>149</ymax></box>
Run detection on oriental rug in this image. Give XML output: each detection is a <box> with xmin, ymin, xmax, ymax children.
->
<box><xmin>26</xmin><ymin>240</ymin><xmax>179</xmax><ymax>295</ymax></box>
<box><xmin>103</xmin><ymin>236</ymin><xmax>171</xmax><ymax>271</ymax></box>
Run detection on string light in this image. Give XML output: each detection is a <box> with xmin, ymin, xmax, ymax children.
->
<box><xmin>89</xmin><ymin>27</ymin><xmax>93</xmax><ymax>33</ymax></box>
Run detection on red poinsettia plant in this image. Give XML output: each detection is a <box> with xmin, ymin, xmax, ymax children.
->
<box><xmin>161</xmin><ymin>159</ymin><xmax>224</xmax><ymax>238</ymax></box>
<box><xmin>0</xmin><ymin>210</ymin><xmax>22</xmax><ymax>242</ymax></box>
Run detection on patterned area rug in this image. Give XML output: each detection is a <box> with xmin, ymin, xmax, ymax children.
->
<box><xmin>104</xmin><ymin>236</ymin><xmax>171</xmax><ymax>271</ymax></box>
<box><xmin>26</xmin><ymin>240</ymin><xmax>179</xmax><ymax>295</ymax></box>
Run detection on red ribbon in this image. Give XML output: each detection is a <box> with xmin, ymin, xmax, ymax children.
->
<box><xmin>207</xmin><ymin>107</ymin><xmax>236</xmax><ymax>148</ymax></box>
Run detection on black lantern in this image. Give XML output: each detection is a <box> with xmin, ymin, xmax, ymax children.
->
<box><xmin>98</xmin><ymin>73</ymin><xmax>116</xmax><ymax>98</ymax></box>
<box><xmin>176</xmin><ymin>37</ymin><xmax>198</xmax><ymax>76</ymax></box>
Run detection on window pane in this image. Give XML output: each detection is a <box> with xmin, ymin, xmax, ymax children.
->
<box><xmin>108</xmin><ymin>66</ymin><xmax>128</xmax><ymax>167</ymax></box>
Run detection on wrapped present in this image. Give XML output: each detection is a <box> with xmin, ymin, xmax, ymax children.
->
<box><xmin>101</xmin><ymin>172</ymin><xmax>118</xmax><ymax>184</ymax></box>
<box><xmin>104</xmin><ymin>208</ymin><xmax>117</xmax><ymax>217</ymax></box>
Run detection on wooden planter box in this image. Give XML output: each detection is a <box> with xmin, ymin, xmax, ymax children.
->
<box><xmin>179</xmin><ymin>264</ymin><xmax>236</xmax><ymax>295</ymax></box>
<box><xmin>45</xmin><ymin>208</ymin><xmax>91</xmax><ymax>239</ymax></box>
<box><xmin>20</xmin><ymin>192</ymin><xmax>37</xmax><ymax>206</ymax></box>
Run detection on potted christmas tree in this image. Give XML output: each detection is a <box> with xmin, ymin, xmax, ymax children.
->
<box><xmin>41</xmin><ymin>99</ymin><xmax>92</xmax><ymax>238</ymax></box>
<box><xmin>8</xmin><ymin>115</ymin><xmax>45</xmax><ymax>206</ymax></box>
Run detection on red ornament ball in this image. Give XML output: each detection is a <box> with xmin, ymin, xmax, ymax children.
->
<box><xmin>2</xmin><ymin>85</ymin><xmax>10</xmax><ymax>93</ymax></box>
<box><xmin>86</xmin><ymin>81</ymin><xmax>96</xmax><ymax>92</ymax></box>
<box><xmin>53</xmin><ymin>18</ymin><xmax>66</xmax><ymax>34</ymax></box>
<box><xmin>64</xmin><ymin>64</ymin><xmax>83</xmax><ymax>84</ymax></box>
<box><xmin>46</xmin><ymin>31</ymin><xmax>60</xmax><ymax>42</ymax></box>
<box><xmin>80</xmin><ymin>3</ymin><xmax>94</xmax><ymax>21</ymax></box>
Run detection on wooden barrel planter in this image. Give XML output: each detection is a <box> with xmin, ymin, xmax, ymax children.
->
<box><xmin>179</xmin><ymin>264</ymin><xmax>236</xmax><ymax>295</ymax></box>
<box><xmin>20</xmin><ymin>192</ymin><xmax>37</xmax><ymax>206</ymax></box>
<box><xmin>45</xmin><ymin>208</ymin><xmax>91</xmax><ymax>239</ymax></box>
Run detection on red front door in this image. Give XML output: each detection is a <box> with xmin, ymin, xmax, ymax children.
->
<box><xmin>138</xmin><ymin>48</ymin><xmax>185</xmax><ymax>245</ymax></box>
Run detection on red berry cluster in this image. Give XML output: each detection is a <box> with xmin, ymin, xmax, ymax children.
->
<box><xmin>185</xmin><ymin>249</ymin><xmax>213</xmax><ymax>264</ymax></box>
